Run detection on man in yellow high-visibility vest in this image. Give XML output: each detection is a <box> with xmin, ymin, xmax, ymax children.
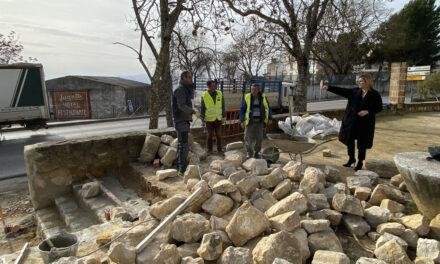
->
<box><xmin>201</xmin><ymin>80</ymin><xmax>226</xmax><ymax>154</ymax></box>
<box><xmin>239</xmin><ymin>83</ymin><xmax>271</xmax><ymax>159</ymax></box>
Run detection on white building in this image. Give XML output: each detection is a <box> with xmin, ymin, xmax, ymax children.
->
<box><xmin>266</xmin><ymin>54</ymin><xmax>320</xmax><ymax>81</ymax></box>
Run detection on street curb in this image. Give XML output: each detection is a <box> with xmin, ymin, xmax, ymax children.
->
<box><xmin>2</xmin><ymin>114</ymin><xmax>167</xmax><ymax>133</ymax></box>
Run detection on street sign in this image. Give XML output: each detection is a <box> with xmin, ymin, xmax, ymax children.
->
<box><xmin>407</xmin><ymin>75</ymin><xmax>426</xmax><ymax>81</ymax></box>
<box><xmin>407</xmin><ymin>71</ymin><xmax>430</xmax><ymax>76</ymax></box>
<box><xmin>407</xmin><ymin>65</ymin><xmax>431</xmax><ymax>72</ymax></box>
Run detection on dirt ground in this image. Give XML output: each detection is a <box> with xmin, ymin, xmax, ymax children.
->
<box><xmin>283</xmin><ymin>111</ymin><xmax>440</xmax><ymax>174</ymax></box>
<box><xmin>0</xmin><ymin>111</ymin><xmax>439</xmax><ymax>257</ymax></box>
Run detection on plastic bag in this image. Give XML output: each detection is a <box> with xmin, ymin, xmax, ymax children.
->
<box><xmin>278</xmin><ymin>113</ymin><xmax>341</xmax><ymax>139</ymax></box>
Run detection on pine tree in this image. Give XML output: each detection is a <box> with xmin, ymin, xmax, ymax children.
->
<box><xmin>371</xmin><ymin>0</ymin><xmax>440</xmax><ymax>65</ymax></box>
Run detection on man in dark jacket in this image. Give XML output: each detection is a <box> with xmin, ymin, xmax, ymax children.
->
<box><xmin>172</xmin><ymin>71</ymin><xmax>199</xmax><ymax>174</ymax></box>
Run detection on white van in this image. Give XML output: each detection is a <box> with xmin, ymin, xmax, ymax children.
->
<box><xmin>0</xmin><ymin>63</ymin><xmax>49</xmax><ymax>130</ymax></box>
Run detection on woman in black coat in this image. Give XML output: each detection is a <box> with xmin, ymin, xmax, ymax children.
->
<box><xmin>320</xmin><ymin>74</ymin><xmax>383</xmax><ymax>170</ymax></box>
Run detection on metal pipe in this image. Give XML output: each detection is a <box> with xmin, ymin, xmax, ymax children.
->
<box><xmin>13</xmin><ymin>242</ymin><xmax>29</xmax><ymax>264</ymax></box>
<box><xmin>135</xmin><ymin>185</ymin><xmax>205</xmax><ymax>254</ymax></box>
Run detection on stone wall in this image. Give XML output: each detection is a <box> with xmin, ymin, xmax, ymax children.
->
<box><xmin>389</xmin><ymin>62</ymin><xmax>407</xmax><ymax>109</ymax></box>
<box><xmin>24</xmin><ymin>127</ymin><xmax>185</xmax><ymax>210</ymax></box>
<box><xmin>399</xmin><ymin>101</ymin><xmax>440</xmax><ymax>113</ymax></box>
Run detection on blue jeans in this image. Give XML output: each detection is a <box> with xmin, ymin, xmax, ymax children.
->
<box><xmin>177</xmin><ymin>130</ymin><xmax>189</xmax><ymax>173</ymax></box>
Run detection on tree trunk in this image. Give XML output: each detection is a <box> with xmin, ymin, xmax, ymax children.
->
<box><xmin>149</xmin><ymin>40</ymin><xmax>173</xmax><ymax>129</ymax></box>
<box><xmin>294</xmin><ymin>58</ymin><xmax>309</xmax><ymax>113</ymax></box>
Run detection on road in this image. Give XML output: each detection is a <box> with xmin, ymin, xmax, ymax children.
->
<box><xmin>0</xmin><ymin>97</ymin><xmax>394</xmax><ymax>180</ymax></box>
<box><xmin>0</xmin><ymin>117</ymin><xmax>175</xmax><ymax>180</ymax></box>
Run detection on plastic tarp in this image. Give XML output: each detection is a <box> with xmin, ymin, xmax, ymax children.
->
<box><xmin>278</xmin><ymin>113</ymin><xmax>341</xmax><ymax>139</ymax></box>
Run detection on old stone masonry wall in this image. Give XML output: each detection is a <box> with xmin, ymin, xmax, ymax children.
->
<box><xmin>23</xmin><ymin>128</ymin><xmax>187</xmax><ymax>210</ymax></box>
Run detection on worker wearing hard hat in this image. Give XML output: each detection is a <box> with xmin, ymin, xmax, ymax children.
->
<box><xmin>239</xmin><ymin>83</ymin><xmax>271</xmax><ymax>159</ymax></box>
<box><xmin>200</xmin><ymin>80</ymin><xmax>226</xmax><ymax>154</ymax></box>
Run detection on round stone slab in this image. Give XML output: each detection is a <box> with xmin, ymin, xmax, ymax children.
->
<box><xmin>394</xmin><ymin>152</ymin><xmax>440</xmax><ymax>219</ymax></box>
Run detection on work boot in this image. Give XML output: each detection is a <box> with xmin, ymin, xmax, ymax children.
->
<box><xmin>354</xmin><ymin>161</ymin><xmax>363</xmax><ymax>171</ymax></box>
<box><xmin>343</xmin><ymin>158</ymin><xmax>356</xmax><ymax>167</ymax></box>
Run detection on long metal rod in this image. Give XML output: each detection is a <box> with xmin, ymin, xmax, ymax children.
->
<box><xmin>135</xmin><ymin>185</ymin><xmax>204</xmax><ymax>254</ymax></box>
<box><xmin>13</xmin><ymin>242</ymin><xmax>29</xmax><ymax>264</ymax></box>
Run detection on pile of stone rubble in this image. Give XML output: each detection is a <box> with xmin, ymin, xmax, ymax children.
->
<box><xmin>138</xmin><ymin>134</ymin><xmax>208</xmax><ymax>168</ymax></box>
<box><xmin>55</xmin><ymin>137</ymin><xmax>440</xmax><ymax>264</ymax></box>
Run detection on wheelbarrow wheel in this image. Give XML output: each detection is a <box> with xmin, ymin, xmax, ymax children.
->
<box><xmin>261</xmin><ymin>147</ymin><xmax>280</xmax><ymax>164</ymax></box>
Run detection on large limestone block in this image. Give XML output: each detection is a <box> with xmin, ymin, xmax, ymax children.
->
<box><xmin>266</xmin><ymin>192</ymin><xmax>308</xmax><ymax>218</ymax></box>
<box><xmin>252</xmin><ymin>231</ymin><xmax>302</xmax><ymax>264</ymax></box>
<box><xmin>401</xmin><ymin>214</ymin><xmax>430</xmax><ymax>236</ymax></box>
<box><xmin>394</xmin><ymin>152</ymin><xmax>440</xmax><ymax>219</ymax></box>
<box><xmin>160</xmin><ymin>134</ymin><xmax>174</xmax><ymax>145</ymax></box>
<box><xmin>283</xmin><ymin>161</ymin><xmax>304</xmax><ymax>182</ymax></box>
<box><xmin>250</xmin><ymin>189</ymin><xmax>278</xmax><ymax>213</ymax></box>
<box><xmin>417</xmin><ymin>238</ymin><xmax>440</xmax><ymax>263</ymax></box>
<box><xmin>139</xmin><ymin>134</ymin><xmax>161</xmax><ymax>163</ymax></box>
<box><xmin>311</xmin><ymin>250</ymin><xmax>350</xmax><ymax>264</ymax></box>
<box><xmin>291</xmin><ymin>228</ymin><xmax>311</xmax><ymax>262</ymax></box>
<box><xmin>369</xmin><ymin>184</ymin><xmax>405</xmax><ymax>206</ymax></box>
<box><xmin>380</xmin><ymin>199</ymin><xmax>404</xmax><ymax>213</ymax></box>
<box><xmin>212</xmin><ymin>179</ymin><xmax>237</xmax><ymax>194</ymax></box>
<box><xmin>332</xmin><ymin>193</ymin><xmax>364</xmax><ymax>216</ymax></box>
<box><xmin>299</xmin><ymin>167</ymin><xmax>325</xmax><ymax>194</ymax></box>
<box><xmin>365</xmin><ymin>159</ymin><xmax>399</xmax><ymax>179</ymax></box>
<box><xmin>430</xmin><ymin>214</ymin><xmax>440</xmax><ymax>240</ymax></box>
<box><xmin>236</xmin><ymin>176</ymin><xmax>259</xmax><ymax>197</ymax></box>
<box><xmin>342</xmin><ymin>214</ymin><xmax>371</xmax><ymax>237</ymax></box>
<box><xmin>202</xmin><ymin>194</ymin><xmax>234</xmax><ymax>217</ymax></box>
<box><xmin>242</xmin><ymin>158</ymin><xmax>268</xmax><ymax>174</ymax></box>
<box><xmin>160</xmin><ymin>147</ymin><xmax>177</xmax><ymax>167</ymax></box>
<box><xmin>150</xmin><ymin>194</ymin><xmax>187</xmax><ymax>219</ymax></box>
<box><xmin>219</xmin><ymin>246</ymin><xmax>252</xmax><ymax>264</ymax></box>
<box><xmin>152</xmin><ymin>244</ymin><xmax>181</xmax><ymax>264</ymax></box>
<box><xmin>374</xmin><ymin>239</ymin><xmax>412</xmax><ymax>264</ymax></box>
<box><xmin>376</xmin><ymin>232</ymin><xmax>408</xmax><ymax>251</ymax></box>
<box><xmin>356</xmin><ymin>257</ymin><xmax>386</xmax><ymax>264</ymax></box>
<box><xmin>108</xmin><ymin>242</ymin><xmax>136</xmax><ymax>264</ymax></box>
<box><xmin>273</xmin><ymin>179</ymin><xmax>293</xmax><ymax>200</ymax></box>
<box><xmin>171</xmin><ymin>213</ymin><xmax>210</xmax><ymax>243</ymax></box>
<box><xmin>301</xmin><ymin>219</ymin><xmax>331</xmax><ymax>234</ymax></box>
<box><xmin>376</xmin><ymin>222</ymin><xmax>405</xmax><ymax>236</ymax></box>
<box><xmin>156</xmin><ymin>169</ymin><xmax>178</xmax><ymax>180</ymax></box>
<box><xmin>269</xmin><ymin>211</ymin><xmax>301</xmax><ymax>232</ymax></box>
<box><xmin>364</xmin><ymin>206</ymin><xmax>391</xmax><ymax>228</ymax></box>
<box><xmin>307</xmin><ymin>230</ymin><xmax>343</xmax><ymax>253</ymax></box>
<box><xmin>308</xmin><ymin>209</ymin><xmax>342</xmax><ymax>227</ymax></box>
<box><xmin>225</xmin><ymin>201</ymin><xmax>270</xmax><ymax>246</ymax></box>
<box><xmin>225</xmin><ymin>141</ymin><xmax>244</xmax><ymax>151</ymax></box>
<box><xmin>197</xmin><ymin>232</ymin><xmax>223</xmax><ymax>261</ymax></box>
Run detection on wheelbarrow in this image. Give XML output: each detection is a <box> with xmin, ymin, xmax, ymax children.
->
<box><xmin>266</xmin><ymin>133</ymin><xmax>317</xmax><ymax>163</ymax></box>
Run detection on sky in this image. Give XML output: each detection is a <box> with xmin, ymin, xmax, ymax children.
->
<box><xmin>0</xmin><ymin>0</ymin><xmax>416</xmax><ymax>81</ymax></box>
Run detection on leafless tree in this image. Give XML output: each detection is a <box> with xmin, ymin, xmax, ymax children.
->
<box><xmin>171</xmin><ymin>28</ymin><xmax>216</xmax><ymax>79</ymax></box>
<box><xmin>312</xmin><ymin>0</ymin><xmax>389</xmax><ymax>75</ymax></box>
<box><xmin>0</xmin><ymin>31</ymin><xmax>36</xmax><ymax>64</ymax></box>
<box><xmin>217</xmin><ymin>0</ymin><xmax>332</xmax><ymax>112</ymax></box>
<box><xmin>226</xmin><ymin>21</ymin><xmax>278</xmax><ymax>80</ymax></box>
<box><xmin>118</xmin><ymin>0</ymin><xmax>209</xmax><ymax>129</ymax></box>
<box><xmin>220</xmin><ymin>50</ymin><xmax>240</xmax><ymax>81</ymax></box>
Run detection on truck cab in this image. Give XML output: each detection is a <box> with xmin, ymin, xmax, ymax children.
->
<box><xmin>0</xmin><ymin>63</ymin><xmax>49</xmax><ymax>130</ymax></box>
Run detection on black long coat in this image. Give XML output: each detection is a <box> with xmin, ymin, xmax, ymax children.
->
<box><xmin>328</xmin><ymin>85</ymin><xmax>383</xmax><ymax>149</ymax></box>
